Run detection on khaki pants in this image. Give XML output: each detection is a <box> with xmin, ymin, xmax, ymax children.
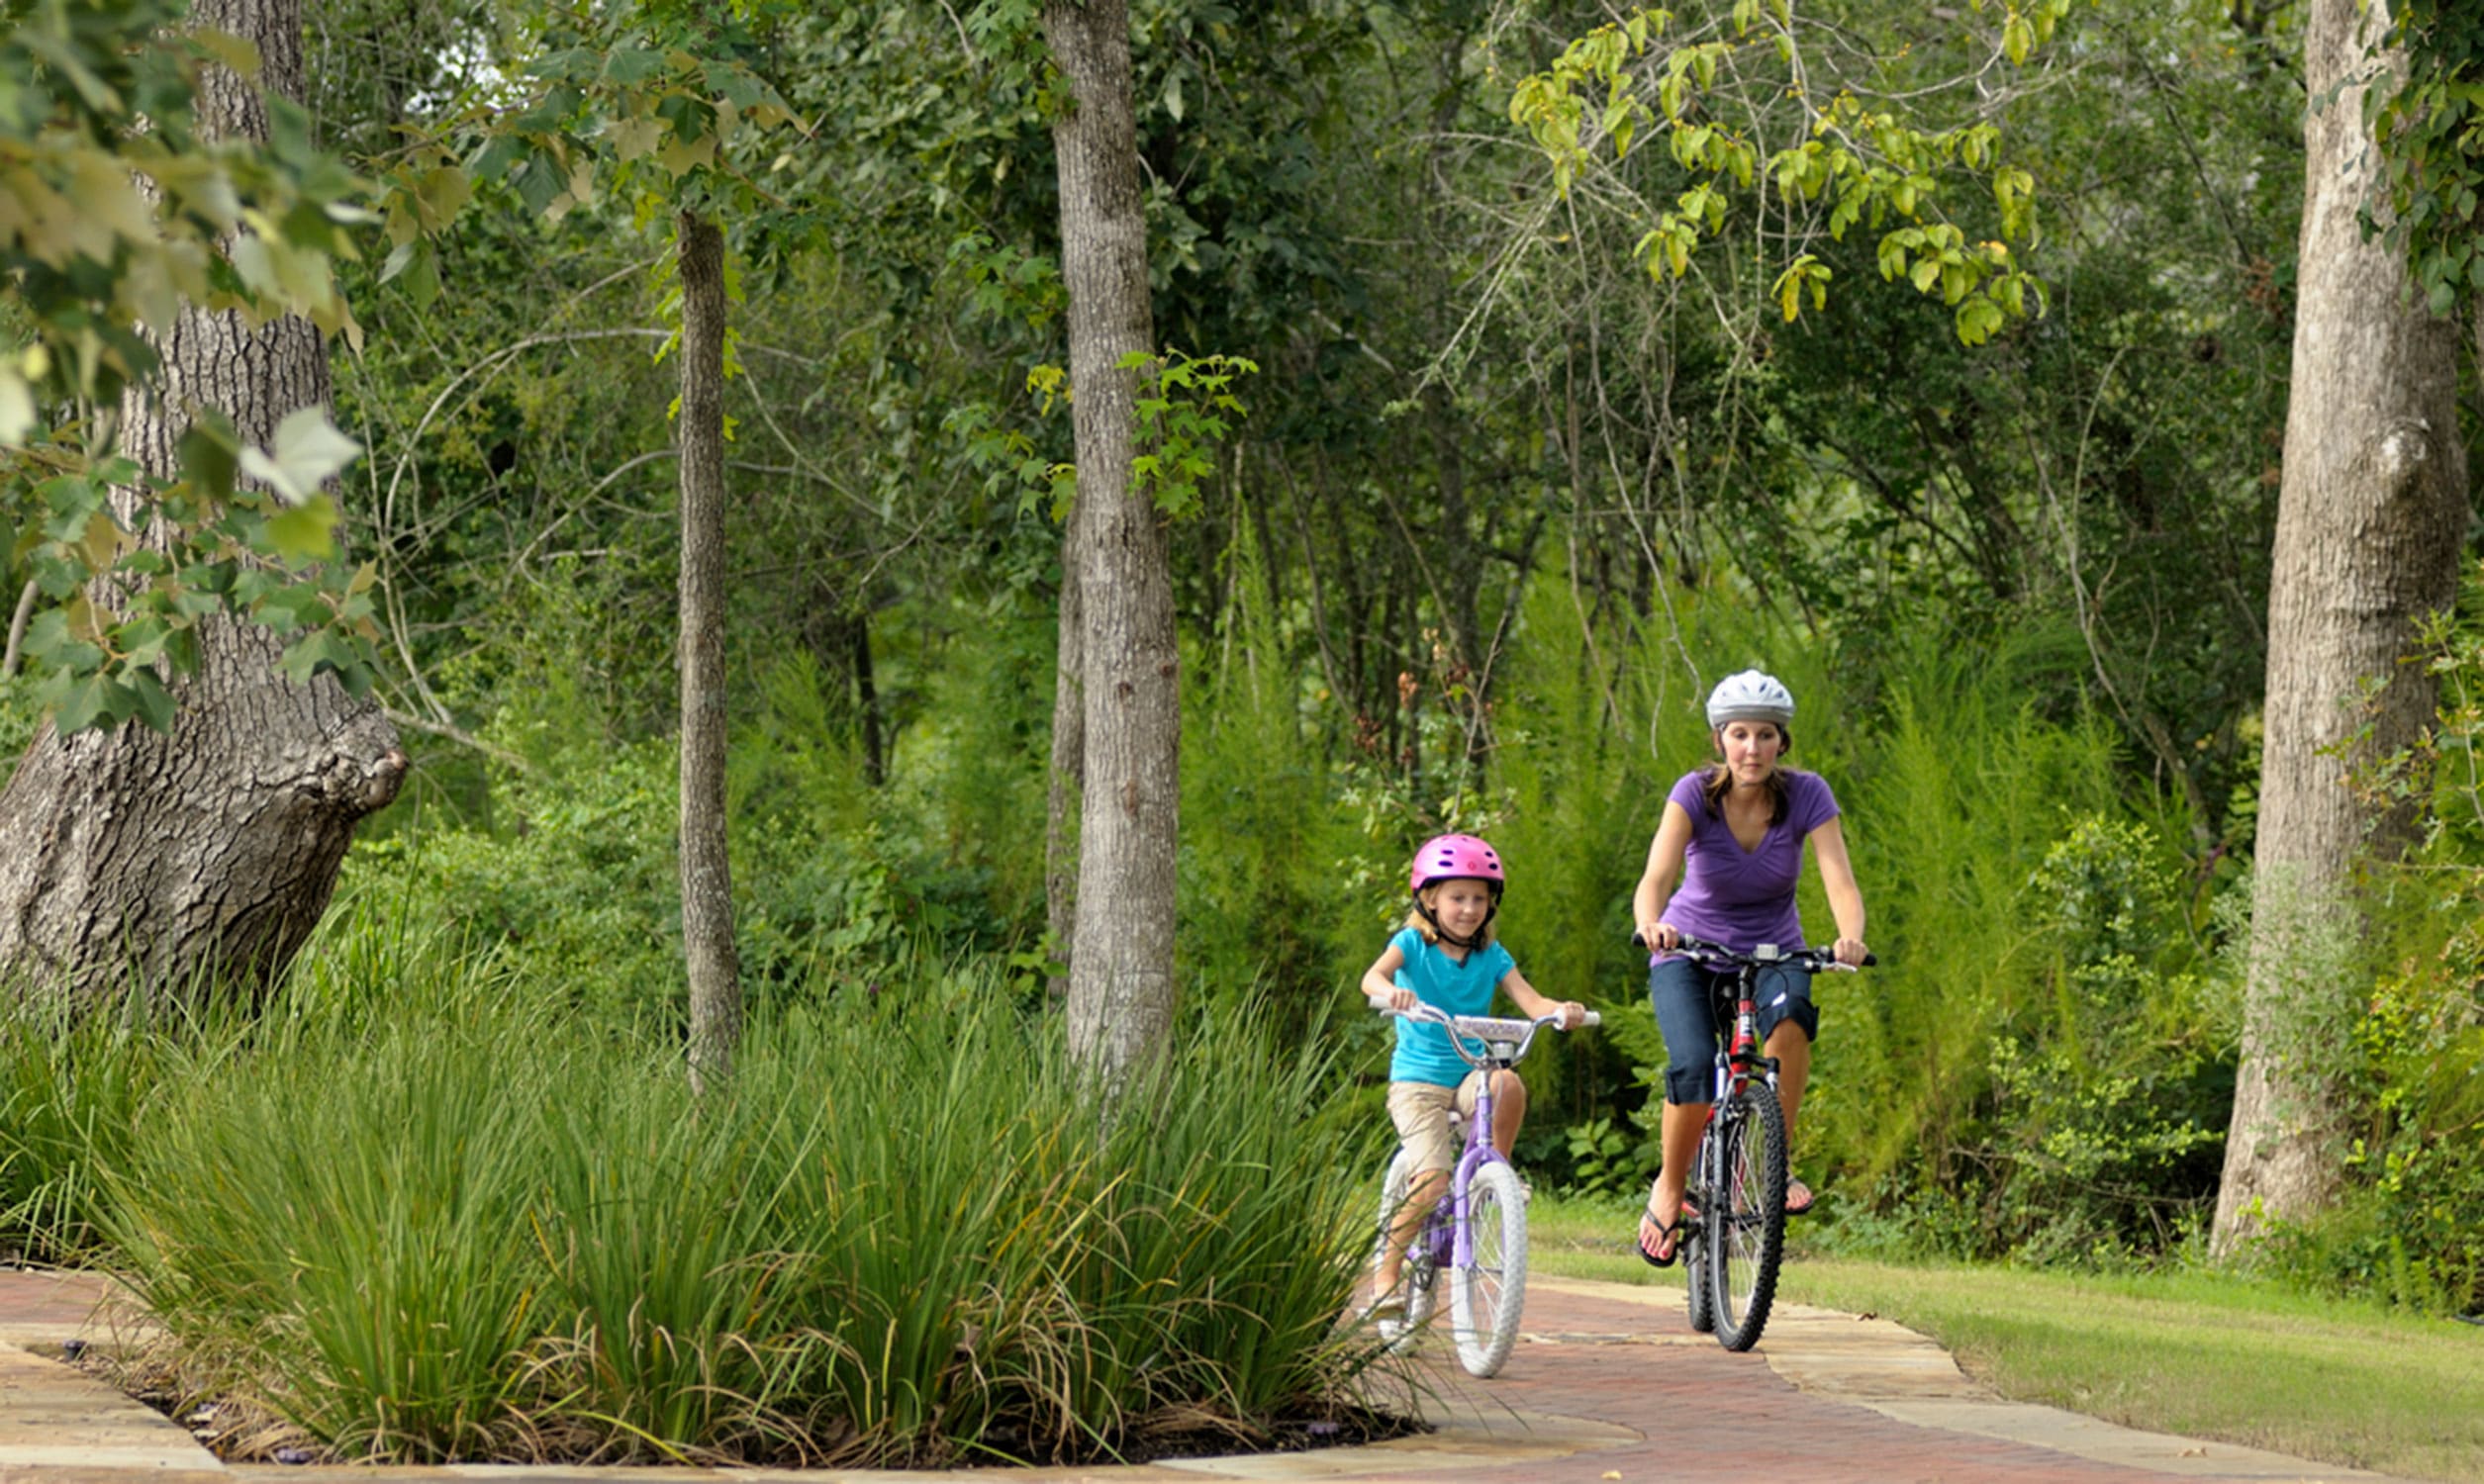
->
<box><xmin>1386</xmin><ymin>1071</ymin><xmax>1487</xmax><ymax>1173</ymax></box>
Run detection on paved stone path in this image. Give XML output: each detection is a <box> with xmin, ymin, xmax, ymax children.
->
<box><xmin>0</xmin><ymin>1267</ymin><xmax>2419</xmax><ymax>1483</ymax></box>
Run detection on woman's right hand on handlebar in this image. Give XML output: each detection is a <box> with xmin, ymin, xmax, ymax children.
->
<box><xmin>1634</xmin><ymin>922</ymin><xmax>1680</xmax><ymax>952</ymax></box>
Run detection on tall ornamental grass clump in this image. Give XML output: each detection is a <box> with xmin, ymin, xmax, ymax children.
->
<box><xmin>102</xmin><ymin>909</ymin><xmax>1389</xmax><ymax>1467</ymax></box>
<box><xmin>0</xmin><ymin>997</ymin><xmax>194</xmax><ymax>1262</ymax></box>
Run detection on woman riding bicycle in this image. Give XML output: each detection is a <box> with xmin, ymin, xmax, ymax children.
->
<box><xmin>1632</xmin><ymin>670</ymin><xmax>1867</xmax><ymax>1266</ymax></box>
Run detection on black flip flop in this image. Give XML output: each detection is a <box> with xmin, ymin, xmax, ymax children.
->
<box><xmin>1636</xmin><ymin>1204</ymin><xmax>1683</xmax><ymax>1267</ymax></box>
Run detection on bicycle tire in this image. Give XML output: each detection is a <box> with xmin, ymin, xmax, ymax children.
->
<box><xmin>1448</xmin><ymin>1161</ymin><xmax>1529</xmax><ymax>1377</ymax></box>
<box><xmin>1711</xmin><ymin>1082</ymin><xmax>1787</xmax><ymax>1351</ymax></box>
<box><xmin>1682</xmin><ymin>1138</ymin><xmax>1715</xmax><ymax>1335</ymax></box>
<box><xmin>1373</xmin><ymin>1148</ymin><xmax>1436</xmax><ymax>1349</ymax></box>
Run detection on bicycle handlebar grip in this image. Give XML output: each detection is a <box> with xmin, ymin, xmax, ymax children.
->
<box><xmin>1579</xmin><ymin>1010</ymin><xmax>1602</xmax><ymax>1028</ymax></box>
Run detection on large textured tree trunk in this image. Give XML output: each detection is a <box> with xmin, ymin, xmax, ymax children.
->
<box><xmin>1045</xmin><ymin>544</ymin><xmax>1082</xmax><ymax>976</ymax></box>
<box><xmin>676</xmin><ymin>209</ymin><xmax>741</xmax><ymax>1094</ymax></box>
<box><xmin>2212</xmin><ymin>0</ymin><xmax>2469</xmax><ymax>1252</ymax></box>
<box><xmin>1043</xmin><ymin>0</ymin><xmax>1177</xmax><ymax>1084</ymax></box>
<box><xmin>0</xmin><ymin>0</ymin><xmax>404</xmax><ymax>1006</ymax></box>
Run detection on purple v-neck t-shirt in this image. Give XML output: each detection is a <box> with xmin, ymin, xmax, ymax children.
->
<box><xmin>1661</xmin><ymin>768</ymin><xmax>1840</xmax><ymax>954</ymax></box>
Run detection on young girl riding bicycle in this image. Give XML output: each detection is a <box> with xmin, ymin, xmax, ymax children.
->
<box><xmin>1360</xmin><ymin>834</ymin><xmax>1585</xmax><ymax>1314</ymax></box>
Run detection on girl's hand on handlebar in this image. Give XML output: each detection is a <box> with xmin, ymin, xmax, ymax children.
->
<box><xmin>1555</xmin><ymin>1000</ymin><xmax>1586</xmax><ymax>1030</ymax></box>
<box><xmin>1380</xmin><ymin>986</ymin><xmax>1418</xmax><ymax>1012</ymax></box>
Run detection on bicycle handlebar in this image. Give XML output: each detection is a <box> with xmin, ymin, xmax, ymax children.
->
<box><xmin>1630</xmin><ymin>930</ymin><xmax>1876</xmax><ymax>971</ymax></box>
<box><xmin>1365</xmin><ymin>999</ymin><xmax>1598</xmax><ymax>1067</ymax></box>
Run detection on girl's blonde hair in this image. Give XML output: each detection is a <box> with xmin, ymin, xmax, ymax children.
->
<box><xmin>1403</xmin><ymin>881</ymin><xmax>1498</xmax><ymax>949</ymax></box>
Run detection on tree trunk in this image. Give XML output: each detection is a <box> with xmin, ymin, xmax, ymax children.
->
<box><xmin>1043</xmin><ymin>0</ymin><xmax>1177</xmax><ymax>1084</ymax></box>
<box><xmin>676</xmin><ymin>209</ymin><xmax>741</xmax><ymax>1095</ymax></box>
<box><xmin>2212</xmin><ymin>0</ymin><xmax>2469</xmax><ymax>1252</ymax></box>
<box><xmin>0</xmin><ymin>0</ymin><xmax>404</xmax><ymax>1007</ymax></box>
<box><xmin>1045</xmin><ymin>536</ymin><xmax>1082</xmax><ymax>975</ymax></box>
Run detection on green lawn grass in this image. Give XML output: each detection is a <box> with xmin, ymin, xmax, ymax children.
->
<box><xmin>1524</xmin><ymin>1194</ymin><xmax>2484</xmax><ymax>1483</ymax></box>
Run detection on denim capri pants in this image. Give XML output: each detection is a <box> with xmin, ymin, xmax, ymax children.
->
<box><xmin>1647</xmin><ymin>955</ymin><xmax>1820</xmax><ymax>1106</ymax></box>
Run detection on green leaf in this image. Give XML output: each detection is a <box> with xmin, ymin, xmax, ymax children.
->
<box><xmin>605</xmin><ymin>47</ymin><xmax>665</xmax><ymax>84</ymax></box>
<box><xmin>179</xmin><ymin>422</ymin><xmax>241</xmax><ymax>499</ymax></box>
<box><xmin>126</xmin><ymin>667</ymin><xmax>176</xmax><ymax>735</ymax></box>
<box><xmin>52</xmin><ymin>675</ymin><xmax>113</xmax><ymax>735</ymax></box>
<box><xmin>512</xmin><ymin>150</ymin><xmax>566</xmax><ymax>215</ymax></box>
<box><xmin>264</xmin><ymin>499</ymin><xmax>341</xmax><ymax>562</ymax></box>
<box><xmin>24</xmin><ymin>610</ymin><xmax>101</xmax><ymax>671</ymax></box>
<box><xmin>238</xmin><ymin>408</ymin><xmax>361</xmax><ymax>506</ymax></box>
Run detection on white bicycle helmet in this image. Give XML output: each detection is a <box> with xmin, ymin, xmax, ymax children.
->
<box><xmin>1706</xmin><ymin>669</ymin><xmax>1795</xmax><ymax>729</ymax></box>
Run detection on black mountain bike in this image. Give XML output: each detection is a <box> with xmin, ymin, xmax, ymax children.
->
<box><xmin>1641</xmin><ymin>934</ymin><xmax>1871</xmax><ymax>1351</ymax></box>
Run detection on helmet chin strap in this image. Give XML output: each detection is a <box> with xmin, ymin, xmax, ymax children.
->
<box><xmin>1413</xmin><ymin>894</ymin><xmax>1498</xmax><ymax>952</ymax></box>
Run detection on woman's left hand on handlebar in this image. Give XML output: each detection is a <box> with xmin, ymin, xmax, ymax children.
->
<box><xmin>1831</xmin><ymin>936</ymin><xmax>1867</xmax><ymax>967</ymax></box>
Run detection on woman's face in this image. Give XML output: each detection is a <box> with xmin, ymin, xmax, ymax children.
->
<box><xmin>1716</xmin><ymin>719</ymin><xmax>1784</xmax><ymax>786</ymax></box>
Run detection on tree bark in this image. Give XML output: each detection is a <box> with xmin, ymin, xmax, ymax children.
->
<box><xmin>676</xmin><ymin>208</ymin><xmax>741</xmax><ymax>1095</ymax></box>
<box><xmin>1043</xmin><ymin>0</ymin><xmax>1177</xmax><ymax>1084</ymax></box>
<box><xmin>1045</xmin><ymin>536</ymin><xmax>1082</xmax><ymax>975</ymax></box>
<box><xmin>2212</xmin><ymin>0</ymin><xmax>2469</xmax><ymax>1252</ymax></box>
<box><xmin>0</xmin><ymin>0</ymin><xmax>405</xmax><ymax>1007</ymax></box>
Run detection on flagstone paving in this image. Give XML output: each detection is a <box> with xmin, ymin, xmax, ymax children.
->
<box><xmin>0</xmin><ymin>1267</ymin><xmax>2420</xmax><ymax>1483</ymax></box>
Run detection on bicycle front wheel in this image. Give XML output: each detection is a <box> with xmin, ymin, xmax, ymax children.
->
<box><xmin>1682</xmin><ymin>1141</ymin><xmax>1715</xmax><ymax>1335</ymax></box>
<box><xmin>1710</xmin><ymin>1082</ymin><xmax>1787</xmax><ymax>1352</ymax></box>
<box><xmin>1448</xmin><ymin>1161</ymin><xmax>1529</xmax><ymax>1377</ymax></box>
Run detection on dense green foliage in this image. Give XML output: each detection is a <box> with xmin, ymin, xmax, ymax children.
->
<box><xmin>9</xmin><ymin>900</ymin><xmax>1391</xmax><ymax>1465</ymax></box>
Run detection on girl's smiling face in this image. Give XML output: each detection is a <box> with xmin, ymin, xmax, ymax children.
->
<box><xmin>1426</xmin><ymin>879</ymin><xmax>1496</xmax><ymax>941</ymax></box>
<box><xmin>1717</xmin><ymin>719</ymin><xmax>1785</xmax><ymax>786</ymax></box>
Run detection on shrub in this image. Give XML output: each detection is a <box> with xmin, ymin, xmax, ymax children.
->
<box><xmin>100</xmin><ymin>916</ymin><xmax>1392</xmax><ymax>1466</ymax></box>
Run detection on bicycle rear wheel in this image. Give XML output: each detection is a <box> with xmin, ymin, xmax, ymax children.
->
<box><xmin>1448</xmin><ymin>1161</ymin><xmax>1528</xmax><ymax>1377</ymax></box>
<box><xmin>1373</xmin><ymin>1148</ymin><xmax>1436</xmax><ymax>1349</ymax></box>
<box><xmin>1710</xmin><ymin>1083</ymin><xmax>1787</xmax><ymax>1351</ymax></box>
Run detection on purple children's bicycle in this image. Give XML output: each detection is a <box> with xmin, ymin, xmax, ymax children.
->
<box><xmin>1365</xmin><ymin>1002</ymin><xmax>1597</xmax><ymax>1378</ymax></box>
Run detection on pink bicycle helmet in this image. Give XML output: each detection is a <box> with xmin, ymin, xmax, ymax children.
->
<box><xmin>1410</xmin><ymin>833</ymin><xmax>1505</xmax><ymax>896</ymax></box>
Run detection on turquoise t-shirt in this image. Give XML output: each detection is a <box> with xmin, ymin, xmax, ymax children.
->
<box><xmin>1386</xmin><ymin>926</ymin><xmax>1518</xmax><ymax>1087</ymax></box>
